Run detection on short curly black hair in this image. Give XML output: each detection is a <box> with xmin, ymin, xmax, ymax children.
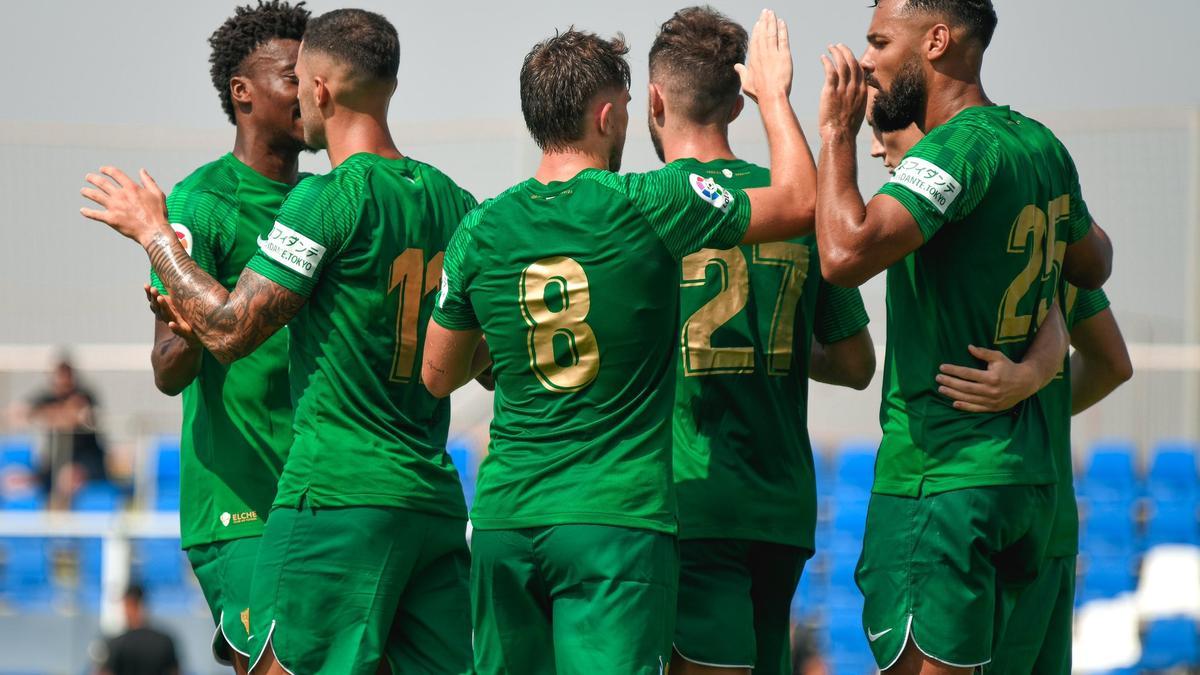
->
<box><xmin>876</xmin><ymin>0</ymin><xmax>998</xmax><ymax>48</ymax></box>
<box><xmin>208</xmin><ymin>1</ymin><xmax>310</xmax><ymax>125</ymax></box>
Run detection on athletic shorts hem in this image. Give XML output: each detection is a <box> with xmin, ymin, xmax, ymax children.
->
<box><xmin>911</xmin><ymin>626</ymin><xmax>991</xmax><ymax>669</ymax></box>
<box><xmin>248</xmin><ymin>620</ymin><xmax>298</xmax><ymax>675</ymax></box>
<box><xmin>876</xmin><ymin>615</ymin><xmax>914</xmax><ymax>671</ymax></box>
<box><xmin>672</xmin><ymin>644</ymin><xmax>753</xmax><ymax>670</ymax></box>
<box><xmin>211</xmin><ymin>610</ymin><xmax>250</xmax><ymax>665</ymax></box>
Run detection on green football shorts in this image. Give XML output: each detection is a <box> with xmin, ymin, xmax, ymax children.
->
<box><xmin>855</xmin><ymin>485</ymin><xmax>1055</xmax><ymax>670</ymax></box>
<box><xmin>673</xmin><ymin>539</ymin><xmax>810</xmax><ymax>674</ymax></box>
<box><xmin>187</xmin><ymin>536</ymin><xmax>261</xmax><ymax>664</ymax></box>
<box><xmin>989</xmin><ymin>554</ymin><xmax>1077</xmax><ymax>674</ymax></box>
<box><xmin>246</xmin><ymin>504</ymin><xmax>471</xmax><ymax>675</ymax></box>
<box><xmin>471</xmin><ymin>524</ymin><xmax>678</xmax><ymax>675</ymax></box>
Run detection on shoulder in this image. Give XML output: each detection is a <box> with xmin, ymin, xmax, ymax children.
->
<box><xmin>168</xmin><ymin>159</ymin><xmax>239</xmax><ymax>220</ymax></box>
<box><xmin>280</xmin><ymin>169</ymin><xmax>356</xmax><ymax>219</ymax></box>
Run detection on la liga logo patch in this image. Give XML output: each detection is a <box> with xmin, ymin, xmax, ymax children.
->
<box><xmin>689</xmin><ymin>173</ymin><xmax>734</xmax><ymax>213</ymax></box>
<box><xmin>171</xmin><ymin>223</ymin><xmax>194</xmax><ymax>256</ymax></box>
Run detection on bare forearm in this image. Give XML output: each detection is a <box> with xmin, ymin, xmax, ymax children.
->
<box><xmin>150</xmin><ymin>323</ymin><xmax>201</xmax><ymax>396</ymax></box>
<box><xmin>1023</xmin><ymin>304</ymin><xmax>1070</xmax><ymax>391</ymax></box>
<box><xmin>1070</xmin><ymin>352</ymin><xmax>1129</xmax><ymax>414</ymax></box>
<box><xmin>815</xmin><ymin>129</ymin><xmax>871</xmax><ymax>281</ymax></box>
<box><xmin>1068</xmin><ymin>309</ymin><xmax>1133</xmax><ymax>414</ymax></box>
<box><xmin>144</xmin><ymin>233</ymin><xmax>298</xmax><ymax>364</ymax></box>
<box><xmin>809</xmin><ymin>329</ymin><xmax>876</xmax><ymax>390</ymax></box>
<box><xmin>760</xmin><ymin>92</ymin><xmax>816</xmax><ymax>238</ymax></box>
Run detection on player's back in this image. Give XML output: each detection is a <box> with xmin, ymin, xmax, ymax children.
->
<box><xmin>248</xmin><ymin>153</ymin><xmax>476</xmax><ymax>516</ymax></box>
<box><xmin>438</xmin><ymin>167</ymin><xmax>750</xmax><ymax>533</ymax></box>
<box><xmin>875</xmin><ymin>106</ymin><xmax>1093</xmax><ymax>496</ymax></box>
<box><xmin>667</xmin><ymin>158</ymin><xmax>867</xmax><ymax>549</ymax></box>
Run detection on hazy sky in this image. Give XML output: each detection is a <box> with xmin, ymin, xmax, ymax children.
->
<box><xmin>8</xmin><ymin>0</ymin><xmax>1197</xmax><ymax>132</ymax></box>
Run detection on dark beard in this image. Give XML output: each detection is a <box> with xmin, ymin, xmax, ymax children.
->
<box><xmin>608</xmin><ymin>138</ymin><xmax>625</xmax><ymax>172</ymax></box>
<box><xmin>871</xmin><ymin>59</ymin><xmax>926</xmax><ymax>133</ymax></box>
<box><xmin>649</xmin><ymin>117</ymin><xmax>665</xmax><ymax>164</ymax></box>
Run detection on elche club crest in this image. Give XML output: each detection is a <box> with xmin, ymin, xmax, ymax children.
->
<box><xmin>688</xmin><ymin>173</ymin><xmax>734</xmax><ymax>212</ymax></box>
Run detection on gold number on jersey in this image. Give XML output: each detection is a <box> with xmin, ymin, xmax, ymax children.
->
<box><xmin>753</xmin><ymin>242</ymin><xmax>811</xmax><ymax>374</ymax></box>
<box><xmin>520</xmin><ymin>256</ymin><xmax>600</xmax><ymax>392</ymax></box>
<box><xmin>680</xmin><ymin>243</ymin><xmax>811</xmax><ymax>377</ymax></box>
<box><xmin>995</xmin><ymin>195</ymin><xmax>1070</xmax><ymax>343</ymax></box>
<box><xmin>681</xmin><ymin>248</ymin><xmax>754</xmax><ymax>375</ymax></box>
<box><xmin>389</xmin><ymin>249</ymin><xmax>444</xmax><ymax>382</ymax></box>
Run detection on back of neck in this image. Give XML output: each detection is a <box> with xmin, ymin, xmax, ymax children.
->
<box><xmin>325</xmin><ymin>111</ymin><xmax>402</xmax><ymax>169</ymax></box>
<box><xmin>923</xmin><ymin>81</ymin><xmax>992</xmax><ymax>131</ymax></box>
<box><xmin>662</xmin><ymin>125</ymin><xmax>736</xmax><ymax>164</ymax></box>
<box><xmin>534</xmin><ymin>148</ymin><xmax>608</xmax><ymax>184</ymax></box>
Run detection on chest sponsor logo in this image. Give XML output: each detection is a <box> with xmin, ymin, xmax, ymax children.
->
<box><xmin>170</xmin><ymin>224</ymin><xmax>194</xmax><ymax>256</ymax></box>
<box><xmin>258</xmin><ymin>222</ymin><xmax>326</xmax><ymax>278</ymax></box>
<box><xmin>689</xmin><ymin>173</ymin><xmax>734</xmax><ymax>213</ymax></box>
<box><xmin>219</xmin><ymin>510</ymin><xmax>258</xmax><ymax>527</ymax></box>
<box><xmin>889</xmin><ymin>157</ymin><xmax>962</xmax><ymax>214</ymax></box>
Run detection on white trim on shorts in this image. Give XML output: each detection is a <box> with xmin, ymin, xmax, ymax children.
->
<box><xmin>209</xmin><ymin>611</ymin><xmax>233</xmax><ymax>667</ymax></box>
<box><xmin>216</xmin><ymin>609</ymin><xmax>251</xmax><ymax>660</ymax></box>
<box><xmin>248</xmin><ymin>620</ymin><xmax>297</xmax><ymax>675</ymax></box>
<box><xmin>879</xmin><ymin>613</ymin><xmax>991</xmax><ymax>671</ymax></box>
<box><xmin>672</xmin><ymin>644</ymin><xmax>754</xmax><ymax>670</ymax></box>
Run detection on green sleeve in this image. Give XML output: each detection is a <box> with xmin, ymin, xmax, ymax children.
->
<box><xmin>876</xmin><ymin>120</ymin><xmax>999</xmax><ymax>241</ymax></box>
<box><xmin>246</xmin><ymin>174</ymin><xmax>354</xmax><ymax>297</ymax></box>
<box><xmin>1064</xmin><ymin>154</ymin><xmax>1093</xmax><ymax>244</ymax></box>
<box><xmin>432</xmin><ymin>212</ymin><xmax>481</xmax><ymax>331</ymax></box>
<box><xmin>618</xmin><ymin>169</ymin><xmax>751</xmax><ymax>260</ymax></box>
<box><xmin>813</xmin><ymin>279</ymin><xmax>870</xmax><ymax>344</ymax></box>
<box><xmin>1069</xmin><ymin>287</ymin><xmax>1110</xmax><ymax>329</ymax></box>
<box><xmin>150</xmin><ymin>188</ymin><xmax>234</xmax><ymax>293</ymax></box>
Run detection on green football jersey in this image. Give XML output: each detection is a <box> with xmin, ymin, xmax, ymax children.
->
<box><xmin>873</xmin><ymin>106</ymin><xmax>1093</xmax><ymax>497</ymax></box>
<box><xmin>434</xmin><ymin>167</ymin><xmax>751</xmax><ymax>534</ymax></box>
<box><xmin>150</xmin><ymin>153</ymin><xmax>294</xmax><ymax>549</ymax></box>
<box><xmin>666</xmin><ymin>158</ymin><xmax>869</xmax><ymax>549</ymax></box>
<box><xmin>246</xmin><ymin>153</ymin><xmax>476</xmax><ymax>516</ymax></box>
<box><xmin>1042</xmin><ymin>286</ymin><xmax>1111</xmax><ymax>557</ymax></box>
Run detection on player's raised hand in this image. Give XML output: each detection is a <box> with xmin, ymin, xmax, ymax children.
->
<box><xmin>936</xmin><ymin>345</ymin><xmax>1041</xmax><ymax>413</ymax></box>
<box><xmin>146</xmin><ymin>285</ymin><xmax>200</xmax><ymax>346</ymax></box>
<box><xmin>734</xmin><ymin>9</ymin><xmax>792</xmax><ymax>104</ymax></box>
<box><xmin>81</xmin><ymin>167</ymin><xmax>170</xmax><ymax>247</ymax></box>
<box><xmin>818</xmin><ymin>44</ymin><xmax>867</xmax><ymax>135</ymax></box>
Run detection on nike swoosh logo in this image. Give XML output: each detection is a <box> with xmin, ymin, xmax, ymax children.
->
<box><xmin>867</xmin><ymin>627</ymin><xmax>893</xmax><ymax>642</ymax></box>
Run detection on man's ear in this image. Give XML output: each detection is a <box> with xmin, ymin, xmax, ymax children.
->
<box><xmin>597</xmin><ymin>100</ymin><xmax>615</xmax><ymax>137</ymax></box>
<box><xmin>648</xmin><ymin>83</ymin><xmax>666</xmax><ymax>120</ymax></box>
<box><xmin>729</xmin><ymin>94</ymin><xmax>745</xmax><ymax>124</ymax></box>
<box><xmin>230</xmin><ymin>76</ymin><xmax>252</xmax><ymax>107</ymax></box>
<box><xmin>313</xmin><ymin>76</ymin><xmax>331</xmax><ymax>109</ymax></box>
<box><xmin>926</xmin><ymin>23</ymin><xmax>951</xmax><ymax>61</ymax></box>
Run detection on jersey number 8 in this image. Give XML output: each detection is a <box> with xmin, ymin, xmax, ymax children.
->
<box><xmin>520</xmin><ymin>256</ymin><xmax>600</xmax><ymax>393</ymax></box>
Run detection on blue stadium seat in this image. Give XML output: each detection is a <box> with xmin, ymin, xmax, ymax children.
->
<box><xmin>827</xmin><ymin>614</ymin><xmax>874</xmax><ymax>675</ymax></box>
<box><xmin>1080</xmin><ymin>500</ymin><xmax>1137</xmax><ymax>557</ymax></box>
<box><xmin>1</xmin><ymin>490</ymin><xmax>46</xmax><ymax>511</ymax></box>
<box><xmin>1146</xmin><ymin>441</ymin><xmax>1199</xmax><ymax>504</ymax></box>
<box><xmin>153</xmin><ymin>436</ymin><xmax>181</xmax><ymax>489</ymax></box>
<box><xmin>1080</xmin><ymin>441</ymin><xmax>1139</xmax><ymax>504</ymax></box>
<box><xmin>831</xmin><ymin>500</ymin><xmax>869</xmax><ymax>541</ymax></box>
<box><xmin>0</xmin><ymin>435</ymin><xmax>35</xmax><ymax>470</ymax></box>
<box><xmin>76</xmin><ymin>538</ymin><xmax>103</xmax><ymax>608</ymax></box>
<box><xmin>1144</xmin><ymin>500</ymin><xmax>1199</xmax><ymax>547</ymax></box>
<box><xmin>132</xmin><ymin>538</ymin><xmax>194</xmax><ymax>612</ymax></box>
<box><xmin>1078</xmin><ymin>555</ymin><xmax>1136</xmax><ymax>603</ymax></box>
<box><xmin>153</xmin><ymin>485</ymin><xmax>180</xmax><ymax>511</ymax></box>
<box><xmin>833</xmin><ymin>442</ymin><xmax>876</xmax><ymax>502</ymax></box>
<box><xmin>446</xmin><ymin>438</ymin><xmax>476</xmax><ymax>507</ymax></box>
<box><xmin>1138</xmin><ymin>618</ymin><xmax>1199</xmax><ymax>670</ymax></box>
<box><xmin>72</xmin><ymin>481</ymin><xmax>123</xmax><ymax>512</ymax></box>
<box><xmin>0</xmin><ymin>537</ymin><xmax>54</xmax><ymax>610</ymax></box>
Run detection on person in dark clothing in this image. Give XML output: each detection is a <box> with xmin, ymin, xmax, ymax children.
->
<box><xmin>25</xmin><ymin>359</ymin><xmax>109</xmax><ymax>508</ymax></box>
<box><xmin>97</xmin><ymin>585</ymin><xmax>179</xmax><ymax>675</ymax></box>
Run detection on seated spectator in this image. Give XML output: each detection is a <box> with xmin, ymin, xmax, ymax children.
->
<box><xmin>95</xmin><ymin>584</ymin><xmax>179</xmax><ymax>675</ymax></box>
<box><xmin>20</xmin><ymin>358</ymin><xmax>109</xmax><ymax>508</ymax></box>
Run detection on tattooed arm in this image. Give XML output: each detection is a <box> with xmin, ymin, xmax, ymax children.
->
<box><xmin>82</xmin><ymin>167</ymin><xmax>305</xmax><ymax>365</ymax></box>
